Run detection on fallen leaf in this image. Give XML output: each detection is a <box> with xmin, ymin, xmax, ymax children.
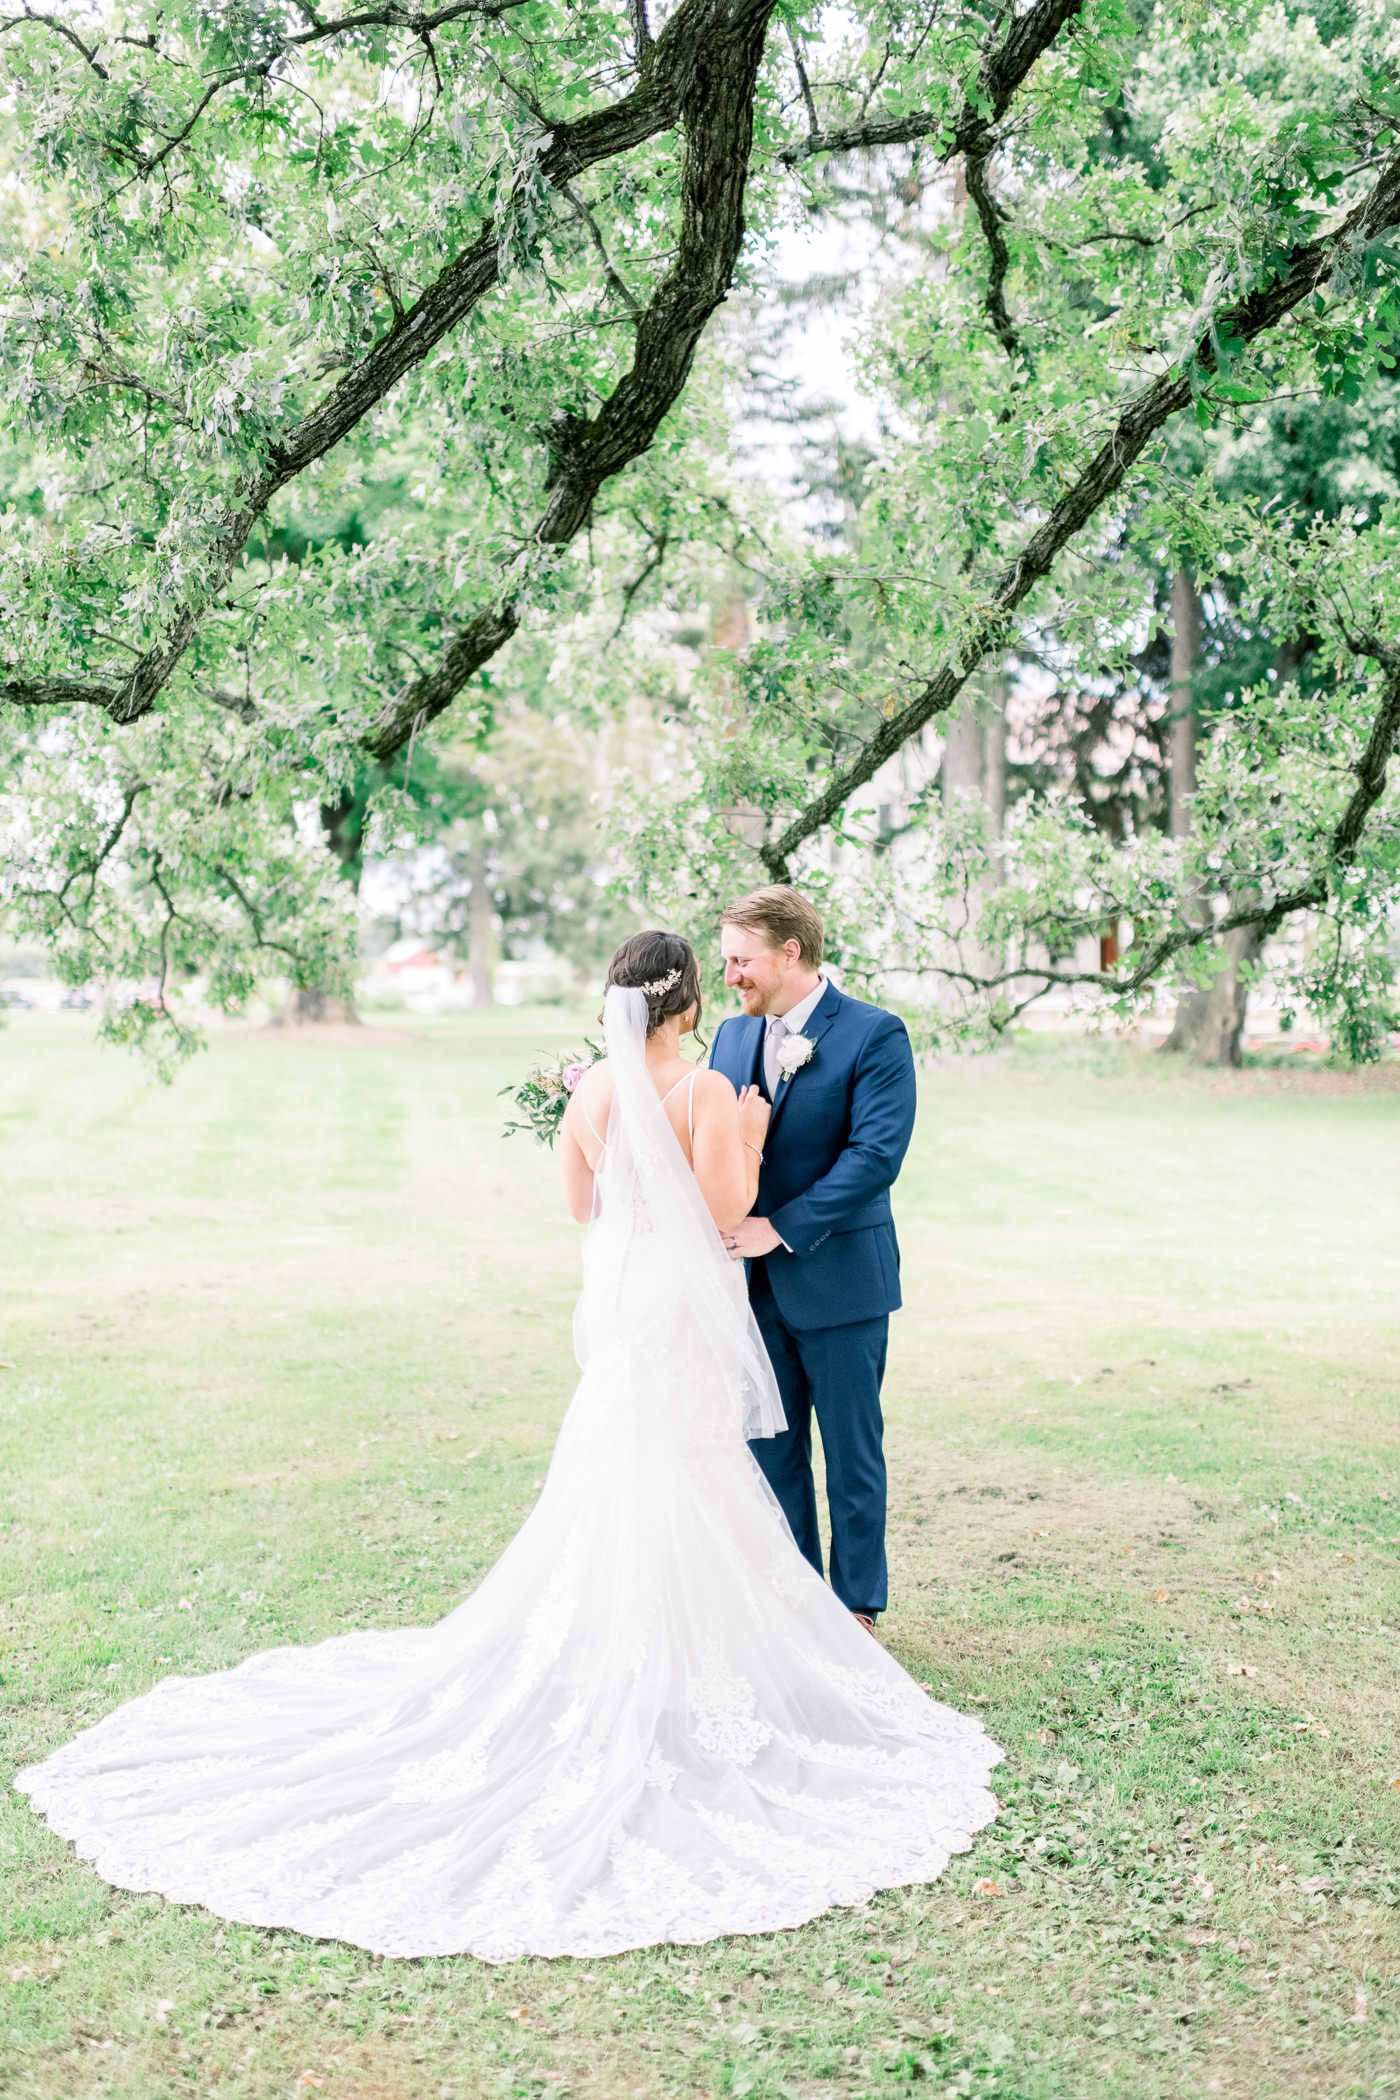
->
<box><xmin>1154</xmin><ymin>1588</ymin><xmax>1172</xmax><ymax>1603</ymax></box>
<box><xmin>296</xmin><ymin>2077</ymin><xmax>324</xmax><ymax>2092</ymax></box>
<box><xmin>971</xmin><ymin>1877</ymin><xmax>1003</xmax><ymax>1898</ymax></box>
<box><xmin>504</xmin><ymin>2008</ymin><xmax>530</xmax><ymax>2021</ymax></box>
<box><xmin>1298</xmin><ymin>1875</ymin><xmax>1333</xmax><ymax>1895</ymax></box>
<box><xmin>1352</xmin><ymin>1989</ymin><xmax>1369</xmax><ymax>2022</ymax></box>
<box><xmin>731</xmin><ymin>2021</ymin><xmax>760</xmax><ymax>2044</ymax></box>
<box><xmin>1190</xmin><ymin>1873</ymin><xmax>1215</xmax><ymax>1898</ymax></box>
<box><xmin>1226</xmin><ymin>1663</ymin><xmax>1258</xmax><ymax>1677</ymax></box>
<box><xmin>1182</xmin><ymin>1930</ymin><xmax>1217</xmax><ymax>1947</ymax></box>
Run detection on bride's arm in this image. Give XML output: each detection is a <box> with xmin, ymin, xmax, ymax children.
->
<box><xmin>691</xmin><ymin>1072</ymin><xmax>769</xmax><ymax>1233</ymax></box>
<box><xmin>559</xmin><ymin>1115</ymin><xmax>596</xmax><ymax>1223</ymax></box>
<box><xmin>560</xmin><ymin>1070</ymin><xmax>610</xmax><ymax>1223</ymax></box>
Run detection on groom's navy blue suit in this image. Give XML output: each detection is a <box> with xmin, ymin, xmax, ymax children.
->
<box><xmin>710</xmin><ymin>981</ymin><xmax>917</xmax><ymax>1617</ymax></box>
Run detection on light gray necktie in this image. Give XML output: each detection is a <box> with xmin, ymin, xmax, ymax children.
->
<box><xmin>763</xmin><ymin>1014</ymin><xmax>788</xmax><ymax>1097</ymax></box>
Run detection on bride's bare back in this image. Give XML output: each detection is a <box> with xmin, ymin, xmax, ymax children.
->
<box><xmin>560</xmin><ymin>1043</ymin><xmax>768</xmax><ymax>1233</ymax></box>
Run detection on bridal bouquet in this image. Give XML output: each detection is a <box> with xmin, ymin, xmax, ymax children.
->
<box><xmin>501</xmin><ymin>1040</ymin><xmax>602</xmax><ymax>1146</ymax></box>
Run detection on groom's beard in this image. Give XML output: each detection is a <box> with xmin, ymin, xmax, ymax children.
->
<box><xmin>730</xmin><ymin>971</ymin><xmax>788</xmax><ymax>1015</ymax></box>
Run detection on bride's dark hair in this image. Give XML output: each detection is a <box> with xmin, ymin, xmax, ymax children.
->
<box><xmin>605</xmin><ymin>930</ymin><xmax>704</xmax><ymax>1046</ymax></box>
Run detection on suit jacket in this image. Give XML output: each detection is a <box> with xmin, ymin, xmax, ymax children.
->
<box><xmin>709</xmin><ymin>981</ymin><xmax>917</xmax><ymax>1332</ymax></box>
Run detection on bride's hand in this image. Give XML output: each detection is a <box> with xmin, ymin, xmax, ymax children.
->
<box><xmin>737</xmin><ymin>1084</ymin><xmax>770</xmax><ymax>1153</ymax></box>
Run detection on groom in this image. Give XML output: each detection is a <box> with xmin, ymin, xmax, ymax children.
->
<box><xmin>709</xmin><ymin>886</ymin><xmax>917</xmax><ymax>1629</ymax></box>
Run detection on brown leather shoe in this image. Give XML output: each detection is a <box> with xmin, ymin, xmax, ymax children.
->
<box><xmin>852</xmin><ymin>1611</ymin><xmax>878</xmax><ymax>1634</ymax></box>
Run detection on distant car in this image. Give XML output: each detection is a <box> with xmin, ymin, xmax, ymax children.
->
<box><xmin>0</xmin><ymin>986</ymin><xmax>35</xmax><ymax>1010</ymax></box>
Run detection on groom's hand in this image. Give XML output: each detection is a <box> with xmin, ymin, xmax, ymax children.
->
<box><xmin>724</xmin><ymin>1217</ymin><xmax>783</xmax><ymax>1259</ymax></box>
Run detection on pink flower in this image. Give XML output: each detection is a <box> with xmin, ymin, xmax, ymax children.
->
<box><xmin>561</xmin><ymin>1061</ymin><xmax>590</xmax><ymax>1093</ymax></box>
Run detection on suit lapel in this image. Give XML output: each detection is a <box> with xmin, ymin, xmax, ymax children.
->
<box><xmin>764</xmin><ymin>980</ymin><xmax>843</xmax><ymax>1142</ymax></box>
<box><xmin>712</xmin><ymin>1016</ymin><xmax>766</xmax><ymax>1095</ymax></box>
<box><xmin>745</xmin><ymin>1016</ymin><xmax>767</xmax><ymax>1096</ymax></box>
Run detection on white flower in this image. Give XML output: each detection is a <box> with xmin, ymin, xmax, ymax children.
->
<box><xmin>776</xmin><ymin>1031</ymin><xmax>815</xmax><ymax>1079</ymax></box>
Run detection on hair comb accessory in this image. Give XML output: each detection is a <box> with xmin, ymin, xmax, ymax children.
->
<box><xmin>639</xmin><ymin>967</ymin><xmax>683</xmax><ymax>997</ymax></box>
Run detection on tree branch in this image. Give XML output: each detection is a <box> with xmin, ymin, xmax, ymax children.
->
<box><xmin>786</xmin><ymin>22</ymin><xmax>819</xmax><ymax>138</ymax></box>
<box><xmin>759</xmin><ymin>144</ymin><xmax>1400</xmax><ymax>878</ymax></box>
<box><xmin>963</xmin><ymin>144</ymin><xmax>1019</xmax><ymax>357</ymax></box>
<box><xmin>56</xmin><ymin>780</ymin><xmax>150</xmax><ymax>907</ymax></box>
<box><xmin>609</xmin><ymin>528</ymin><xmax>670</xmax><ymax>641</ymax></box>
<box><xmin>1</xmin><ymin>4</ymin><xmax>108</xmax><ymax>76</ymax></box>
<box><xmin>360</xmin><ymin>0</ymin><xmax>774</xmax><ymax>762</ymax></box>
<box><xmin>778</xmin><ymin>0</ymin><xmax>1085</xmax><ymax>166</ymax></box>
<box><xmin>920</xmin><ymin>654</ymin><xmax>1400</xmax><ymax>1007</ymax></box>
<box><xmin>0</xmin><ymin>0</ymin><xmax>747</xmax><ymax>731</ymax></box>
<box><xmin>562</xmin><ymin>182</ymin><xmax>643</xmax><ymax>315</ymax></box>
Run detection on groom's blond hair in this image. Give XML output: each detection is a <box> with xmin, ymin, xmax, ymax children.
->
<box><xmin>720</xmin><ymin>885</ymin><xmax>824</xmax><ymax>970</ymax></box>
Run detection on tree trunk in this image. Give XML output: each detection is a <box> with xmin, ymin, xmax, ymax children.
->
<box><xmin>942</xmin><ymin>682</ymin><xmax>1004</xmax><ymax>967</ymax></box>
<box><xmin>983</xmin><ymin>672</ymin><xmax>1007</xmax><ymax>840</ymax></box>
<box><xmin>274</xmin><ymin>984</ymin><xmax>361</xmax><ymax>1026</ymax></box>
<box><xmin>1161</xmin><ymin>569</ymin><xmax>1222</xmax><ymax>1057</ymax></box>
<box><xmin>1178</xmin><ymin>915</ymin><xmax>1264</xmax><ymax>1067</ymax></box>
<box><xmin>1167</xmin><ymin>567</ymin><xmax>1199</xmax><ymax>842</ymax></box>
<box><xmin>468</xmin><ymin>834</ymin><xmax>495</xmax><ymax>1008</ymax></box>
<box><xmin>941</xmin><ymin>693</ymin><xmax>986</xmax><ymax>801</ymax></box>
<box><xmin>268</xmin><ymin>786</ymin><xmax>368</xmax><ymax>1026</ymax></box>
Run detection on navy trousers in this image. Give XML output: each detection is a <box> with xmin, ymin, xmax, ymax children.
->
<box><xmin>746</xmin><ymin>1258</ymin><xmax>889</xmax><ymax>1617</ymax></box>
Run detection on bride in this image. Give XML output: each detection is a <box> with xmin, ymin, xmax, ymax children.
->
<box><xmin>17</xmin><ymin>931</ymin><xmax>1001</xmax><ymax>1961</ymax></box>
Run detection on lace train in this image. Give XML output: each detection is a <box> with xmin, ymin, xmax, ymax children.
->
<box><xmin>16</xmin><ymin>1360</ymin><xmax>1002</xmax><ymax>1959</ymax></box>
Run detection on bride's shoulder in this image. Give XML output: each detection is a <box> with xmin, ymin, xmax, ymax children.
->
<box><xmin>567</xmin><ymin>1059</ymin><xmax>613</xmax><ymax>1113</ymax></box>
<box><xmin>692</xmin><ymin>1066</ymin><xmax>738</xmax><ymax>1106</ymax></box>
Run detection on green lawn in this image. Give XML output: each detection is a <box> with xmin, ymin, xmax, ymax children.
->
<box><xmin>2</xmin><ymin>1010</ymin><xmax>1398</xmax><ymax>2100</ymax></box>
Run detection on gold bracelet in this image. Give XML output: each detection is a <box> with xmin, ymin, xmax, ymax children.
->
<box><xmin>744</xmin><ymin>1142</ymin><xmax>764</xmax><ymax>1161</ymax></box>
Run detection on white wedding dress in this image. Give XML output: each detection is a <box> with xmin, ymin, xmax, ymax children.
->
<box><xmin>17</xmin><ymin>989</ymin><xmax>1002</xmax><ymax>1961</ymax></box>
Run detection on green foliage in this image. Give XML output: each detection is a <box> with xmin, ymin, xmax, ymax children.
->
<box><xmin>4</xmin><ymin>0</ymin><xmax>1400</xmax><ymax>1058</ymax></box>
<box><xmin>499</xmin><ymin>1036</ymin><xmax>602</xmax><ymax>1144</ymax></box>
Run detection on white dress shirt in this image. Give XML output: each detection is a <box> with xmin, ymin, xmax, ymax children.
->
<box><xmin>762</xmin><ymin>973</ymin><xmax>827</xmax><ymax>1094</ymax></box>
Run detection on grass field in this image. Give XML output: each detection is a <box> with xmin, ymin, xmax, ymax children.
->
<box><xmin>2</xmin><ymin>1008</ymin><xmax>1398</xmax><ymax>2100</ymax></box>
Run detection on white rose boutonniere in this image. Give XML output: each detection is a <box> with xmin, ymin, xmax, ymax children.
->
<box><xmin>776</xmin><ymin>1031</ymin><xmax>816</xmax><ymax>1081</ymax></box>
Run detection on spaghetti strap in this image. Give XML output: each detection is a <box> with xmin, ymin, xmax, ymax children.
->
<box><xmin>659</xmin><ymin>1069</ymin><xmax>699</xmax><ymax>1154</ymax></box>
<box><xmin>586</xmin><ymin>1067</ymin><xmax>692</xmax><ymax>1153</ymax></box>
